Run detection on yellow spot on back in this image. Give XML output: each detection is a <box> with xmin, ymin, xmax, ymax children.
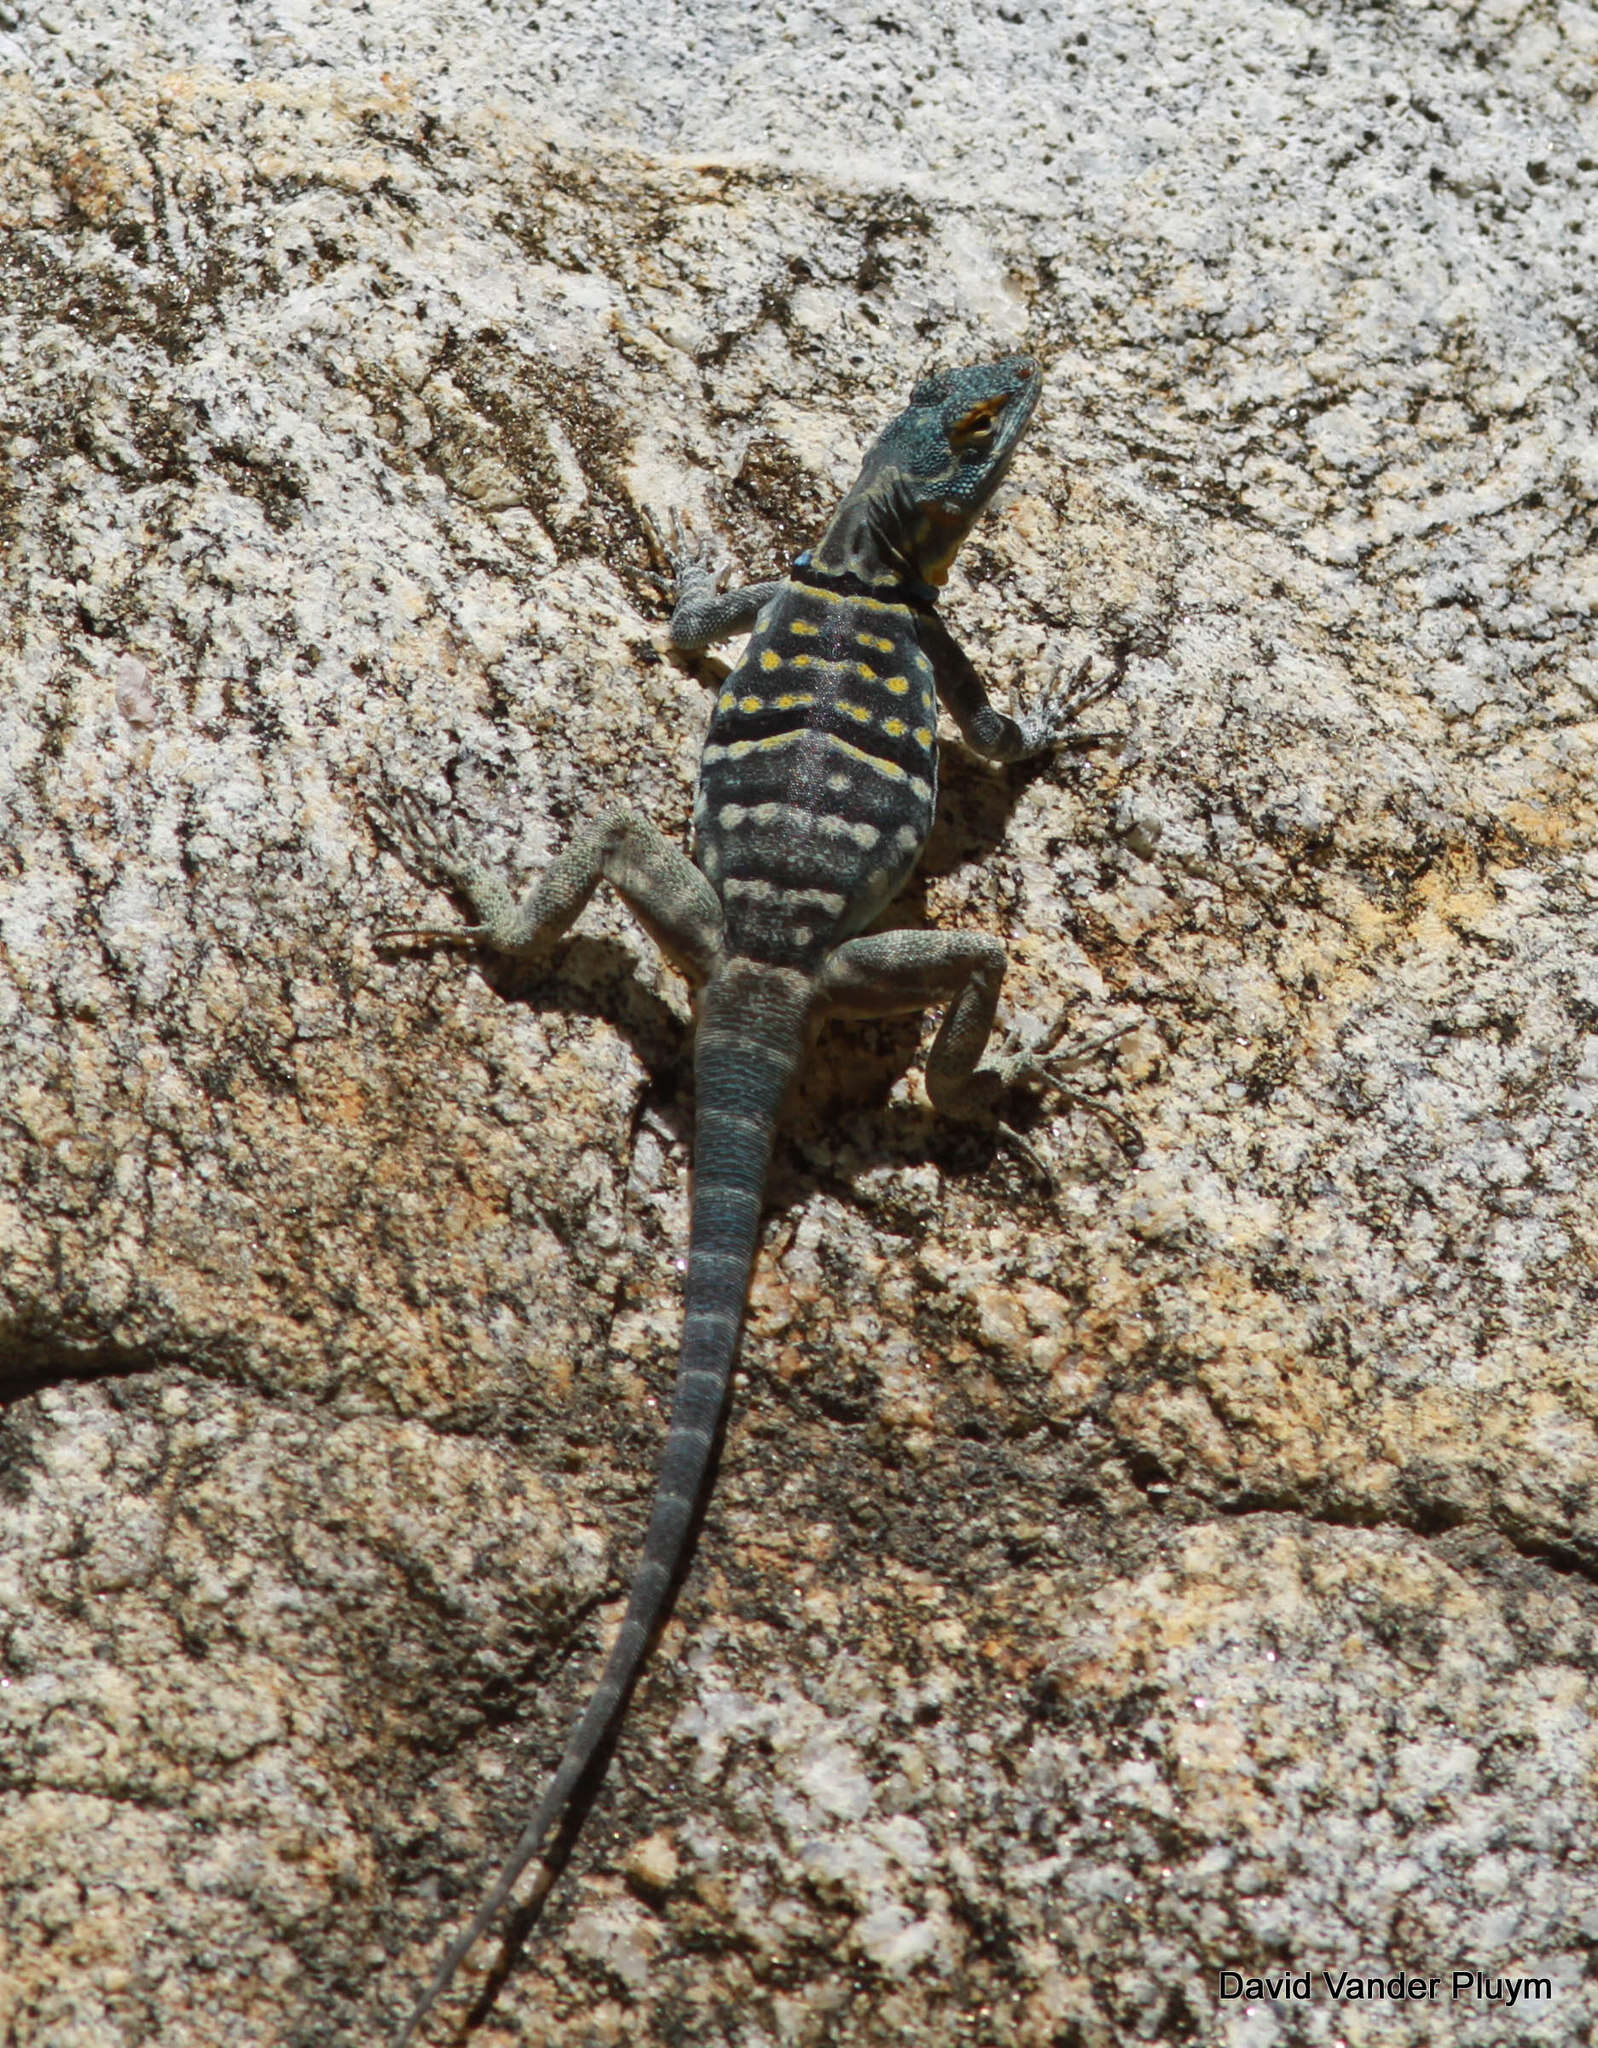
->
<box><xmin>760</xmin><ymin>648</ymin><xmax>781</xmax><ymax>671</ymax></box>
<box><xmin>824</xmin><ymin>733</ymin><xmax>905</xmax><ymax>778</ymax></box>
<box><xmin>729</xmin><ymin>731</ymin><xmax>796</xmax><ymax>760</ymax></box>
<box><xmin>775</xmin><ymin>693</ymin><xmax>815</xmax><ymax>711</ymax></box>
<box><xmin>840</xmin><ymin>701</ymin><xmax>871</xmax><ymax>723</ymax></box>
<box><xmin>856</xmin><ymin>632</ymin><xmax>896</xmax><ymax>653</ymax></box>
<box><xmin>740</xmin><ymin>695</ymin><xmax>764</xmax><ymax>713</ymax></box>
<box><xmin>789</xmin><ymin>618</ymin><xmax>819</xmax><ymax>636</ymax></box>
<box><xmin>915</xmin><ymin>728</ymin><xmax>933</xmax><ymax>748</ymax></box>
<box><xmin>884</xmin><ymin>717</ymin><xmax>907</xmax><ymax>737</ymax></box>
<box><xmin>718</xmin><ymin>691</ymin><xmax>735</xmax><ymax>712</ymax></box>
<box><xmin>791</xmin><ymin>653</ymin><xmax>813</xmax><ymax>668</ymax></box>
<box><xmin>884</xmin><ymin>676</ymin><xmax>910</xmax><ymax>695</ymax></box>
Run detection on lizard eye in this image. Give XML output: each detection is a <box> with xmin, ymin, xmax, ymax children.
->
<box><xmin>949</xmin><ymin>398</ymin><xmax>1007</xmax><ymax>454</ymax></box>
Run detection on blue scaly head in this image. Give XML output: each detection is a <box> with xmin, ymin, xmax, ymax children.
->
<box><xmin>808</xmin><ymin>354</ymin><xmax>1042</xmax><ymax>597</ymax></box>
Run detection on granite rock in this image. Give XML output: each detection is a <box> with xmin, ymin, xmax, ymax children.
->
<box><xmin>1</xmin><ymin>3</ymin><xmax>1595</xmax><ymax>2044</ymax></box>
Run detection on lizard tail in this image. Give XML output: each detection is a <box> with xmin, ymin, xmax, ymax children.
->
<box><xmin>392</xmin><ymin>970</ymin><xmax>807</xmax><ymax>2047</ymax></box>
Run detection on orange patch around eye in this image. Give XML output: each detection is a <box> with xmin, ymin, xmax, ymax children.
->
<box><xmin>951</xmin><ymin>397</ymin><xmax>1008</xmax><ymax>440</ymax></box>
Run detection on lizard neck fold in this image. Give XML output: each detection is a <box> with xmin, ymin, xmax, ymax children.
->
<box><xmin>789</xmin><ymin>555</ymin><xmax>938</xmax><ymax>614</ymax></box>
<box><xmin>809</xmin><ymin>484</ymin><xmax>932</xmax><ymax>599</ymax></box>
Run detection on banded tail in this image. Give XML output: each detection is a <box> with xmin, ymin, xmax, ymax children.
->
<box><xmin>393</xmin><ymin>965</ymin><xmax>809</xmax><ymax>2047</ymax></box>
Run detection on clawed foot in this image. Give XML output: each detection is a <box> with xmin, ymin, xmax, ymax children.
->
<box><xmin>640</xmin><ymin>506</ymin><xmax>733</xmax><ymax>611</ymax></box>
<box><xmin>990</xmin><ymin>1009</ymin><xmax>1143</xmax><ymax>1178</ymax></box>
<box><xmin>368</xmin><ymin>790</ymin><xmax>494</xmax><ymax>947</ymax></box>
<box><xmin>1014</xmin><ymin>651</ymin><xmax>1121</xmax><ymax>756</ymax></box>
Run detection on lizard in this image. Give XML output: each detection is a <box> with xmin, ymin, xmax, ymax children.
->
<box><xmin>376</xmin><ymin>354</ymin><xmax>1118</xmax><ymax>2044</ymax></box>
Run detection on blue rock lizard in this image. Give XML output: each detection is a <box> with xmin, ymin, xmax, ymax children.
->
<box><xmin>376</xmin><ymin>355</ymin><xmax>1117</xmax><ymax>2043</ymax></box>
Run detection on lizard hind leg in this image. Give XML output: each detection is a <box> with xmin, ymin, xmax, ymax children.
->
<box><xmin>818</xmin><ymin>927</ymin><xmax>1010</xmax><ymax>1120</ymax></box>
<box><xmin>816</xmin><ymin>926</ymin><xmax>1136</xmax><ymax>1178</ymax></box>
<box><xmin>371</xmin><ymin>791</ymin><xmax>727</xmax><ymax>982</ymax></box>
<box><xmin>982</xmin><ymin>1008</ymin><xmax>1143</xmax><ymax>1158</ymax></box>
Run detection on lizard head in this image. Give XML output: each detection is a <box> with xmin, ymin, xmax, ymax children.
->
<box><xmin>812</xmin><ymin>355</ymin><xmax>1042</xmax><ymax>593</ymax></box>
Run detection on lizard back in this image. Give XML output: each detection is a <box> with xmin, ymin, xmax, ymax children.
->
<box><xmin>693</xmin><ymin>572</ymin><xmax>940</xmax><ymax>971</ymax></box>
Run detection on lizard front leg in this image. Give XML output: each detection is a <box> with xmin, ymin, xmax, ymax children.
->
<box><xmin>373</xmin><ymin>795</ymin><xmax>726</xmax><ymax>985</ymax></box>
<box><xmin>642</xmin><ymin>508</ymin><xmax>787</xmax><ymax>654</ymax></box>
<box><xmin>920</xmin><ymin>615</ymin><xmax>1115</xmax><ymax>764</ymax></box>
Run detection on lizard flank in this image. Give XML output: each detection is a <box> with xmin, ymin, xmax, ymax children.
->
<box><xmin>377</xmin><ymin>356</ymin><xmax>1111</xmax><ymax>2043</ymax></box>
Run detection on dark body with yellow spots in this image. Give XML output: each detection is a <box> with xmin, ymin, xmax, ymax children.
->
<box><xmin>382</xmin><ymin>357</ymin><xmax>1102</xmax><ymax>2046</ymax></box>
<box><xmin>694</xmin><ymin>572</ymin><xmax>940</xmax><ymax>968</ymax></box>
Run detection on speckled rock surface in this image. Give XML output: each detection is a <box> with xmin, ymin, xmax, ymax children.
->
<box><xmin>2</xmin><ymin>3</ymin><xmax>1596</xmax><ymax>2045</ymax></box>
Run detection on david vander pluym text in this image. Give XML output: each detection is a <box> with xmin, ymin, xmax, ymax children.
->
<box><xmin>1219</xmin><ymin>1969</ymin><xmax>1553</xmax><ymax>2008</ymax></box>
